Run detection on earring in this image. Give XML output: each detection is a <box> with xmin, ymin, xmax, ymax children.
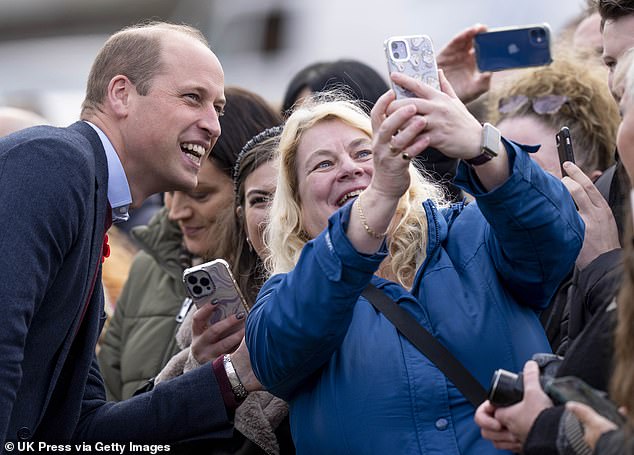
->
<box><xmin>246</xmin><ymin>237</ymin><xmax>254</xmax><ymax>253</ymax></box>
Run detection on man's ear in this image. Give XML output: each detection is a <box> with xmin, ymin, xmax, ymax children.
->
<box><xmin>106</xmin><ymin>75</ymin><xmax>134</xmax><ymax>118</ymax></box>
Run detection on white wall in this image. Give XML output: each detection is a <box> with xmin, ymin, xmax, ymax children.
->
<box><xmin>0</xmin><ymin>0</ymin><xmax>588</xmax><ymax>125</ymax></box>
<box><xmin>218</xmin><ymin>0</ymin><xmax>587</xmax><ymax>104</ymax></box>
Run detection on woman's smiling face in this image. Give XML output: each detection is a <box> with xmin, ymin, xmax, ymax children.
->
<box><xmin>294</xmin><ymin>119</ymin><xmax>374</xmax><ymax>238</ymax></box>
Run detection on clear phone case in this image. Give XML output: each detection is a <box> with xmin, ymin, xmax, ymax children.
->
<box><xmin>384</xmin><ymin>34</ymin><xmax>440</xmax><ymax>98</ymax></box>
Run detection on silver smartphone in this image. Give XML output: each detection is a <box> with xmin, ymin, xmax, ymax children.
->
<box><xmin>182</xmin><ymin>259</ymin><xmax>249</xmax><ymax>324</ymax></box>
<box><xmin>384</xmin><ymin>34</ymin><xmax>440</xmax><ymax>98</ymax></box>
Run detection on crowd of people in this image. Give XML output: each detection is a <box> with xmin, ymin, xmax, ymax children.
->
<box><xmin>1</xmin><ymin>0</ymin><xmax>634</xmax><ymax>454</ymax></box>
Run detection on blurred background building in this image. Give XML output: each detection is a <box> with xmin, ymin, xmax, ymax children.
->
<box><xmin>0</xmin><ymin>0</ymin><xmax>586</xmax><ymax>125</ymax></box>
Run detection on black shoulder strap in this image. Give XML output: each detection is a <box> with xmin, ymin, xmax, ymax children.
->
<box><xmin>361</xmin><ymin>283</ymin><xmax>487</xmax><ymax>407</ymax></box>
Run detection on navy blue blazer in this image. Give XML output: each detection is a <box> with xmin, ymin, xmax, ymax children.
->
<box><xmin>0</xmin><ymin>122</ymin><xmax>233</xmax><ymax>447</ymax></box>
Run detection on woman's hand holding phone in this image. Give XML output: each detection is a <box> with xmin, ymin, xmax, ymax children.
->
<box><xmin>191</xmin><ymin>303</ymin><xmax>245</xmax><ymax>364</ymax></box>
<box><xmin>387</xmin><ymin>71</ymin><xmax>510</xmax><ymax>191</ymax></box>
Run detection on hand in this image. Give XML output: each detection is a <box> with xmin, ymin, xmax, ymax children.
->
<box><xmin>387</xmin><ymin>70</ymin><xmax>510</xmax><ymax>190</ymax></box>
<box><xmin>190</xmin><ymin>303</ymin><xmax>245</xmax><ymax>364</ymax></box>
<box><xmin>230</xmin><ymin>337</ymin><xmax>262</xmax><ymax>392</ymax></box>
<box><xmin>368</xmin><ymin>89</ymin><xmax>428</xmax><ymax>199</ymax></box>
<box><xmin>437</xmin><ymin>24</ymin><xmax>492</xmax><ymax>103</ymax></box>
<box><xmin>387</xmin><ymin>70</ymin><xmax>482</xmax><ymax>159</ymax></box>
<box><xmin>561</xmin><ymin>162</ymin><xmax>620</xmax><ymax>270</ymax></box>
<box><xmin>474</xmin><ymin>400</ymin><xmax>522</xmax><ymax>453</ymax></box>
<box><xmin>493</xmin><ymin>361</ymin><xmax>553</xmax><ymax>444</ymax></box>
<box><xmin>566</xmin><ymin>401</ymin><xmax>618</xmax><ymax>450</ymax></box>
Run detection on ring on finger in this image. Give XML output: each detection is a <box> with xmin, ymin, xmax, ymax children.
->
<box><xmin>402</xmin><ymin>152</ymin><xmax>410</xmax><ymax>161</ymax></box>
<box><xmin>389</xmin><ymin>143</ymin><xmax>401</xmax><ymax>154</ymax></box>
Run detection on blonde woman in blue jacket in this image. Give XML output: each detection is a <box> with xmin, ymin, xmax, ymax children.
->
<box><xmin>245</xmin><ymin>71</ymin><xmax>583</xmax><ymax>454</ymax></box>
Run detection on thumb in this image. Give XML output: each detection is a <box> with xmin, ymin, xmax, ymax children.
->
<box><xmin>438</xmin><ymin>69</ymin><xmax>458</xmax><ymax>98</ymax></box>
<box><xmin>522</xmin><ymin>360</ymin><xmax>542</xmax><ymax>392</ymax></box>
<box><xmin>567</xmin><ymin>401</ymin><xmax>602</xmax><ymax>425</ymax></box>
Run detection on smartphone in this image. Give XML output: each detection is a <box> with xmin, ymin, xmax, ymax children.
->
<box><xmin>556</xmin><ymin>126</ymin><xmax>575</xmax><ymax>176</ymax></box>
<box><xmin>384</xmin><ymin>34</ymin><xmax>440</xmax><ymax>98</ymax></box>
<box><xmin>544</xmin><ymin>376</ymin><xmax>626</xmax><ymax>425</ymax></box>
<box><xmin>182</xmin><ymin>259</ymin><xmax>249</xmax><ymax>324</ymax></box>
<box><xmin>474</xmin><ymin>24</ymin><xmax>552</xmax><ymax>72</ymax></box>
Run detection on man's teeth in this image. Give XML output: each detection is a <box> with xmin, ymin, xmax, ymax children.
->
<box><xmin>338</xmin><ymin>189</ymin><xmax>363</xmax><ymax>206</ymax></box>
<box><xmin>181</xmin><ymin>143</ymin><xmax>205</xmax><ymax>165</ymax></box>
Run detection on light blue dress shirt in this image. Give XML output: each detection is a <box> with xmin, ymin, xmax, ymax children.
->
<box><xmin>84</xmin><ymin>121</ymin><xmax>132</xmax><ymax>223</ymax></box>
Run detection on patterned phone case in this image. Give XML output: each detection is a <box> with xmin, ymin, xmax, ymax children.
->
<box><xmin>183</xmin><ymin>259</ymin><xmax>249</xmax><ymax>324</ymax></box>
<box><xmin>384</xmin><ymin>34</ymin><xmax>440</xmax><ymax>98</ymax></box>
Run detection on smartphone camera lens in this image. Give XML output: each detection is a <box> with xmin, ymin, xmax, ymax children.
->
<box><xmin>192</xmin><ymin>285</ymin><xmax>202</xmax><ymax>295</ymax></box>
<box><xmin>391</xmin><ymin>40</ymin><xmax>407</xmax><ymax>60</ymax></box>
<box><xmin>529</xmin><ymin>28</ymin><xmax>546</xmax><ymax>46</ymax></box>
<box><xmin>200</xmin><ymin>277</ymin><xmax>210</xmax><ymax>287</ymax></box>
<box><xmin>187</xmin><ymin>275</ymin><xmax>198</xmax><ymax>285</ymax></box>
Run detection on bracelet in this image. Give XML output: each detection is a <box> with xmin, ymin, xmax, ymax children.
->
<box><xmin>356</xmin><ymin>193</ymin><xmax>387</xmax><ymax>239</ymax></box>
<box><xmin>223</xmin><ymin>354</ymin><xmax>248</xmax><ymax>400</ymax></box>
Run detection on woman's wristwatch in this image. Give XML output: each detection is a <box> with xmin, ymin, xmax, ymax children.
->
<box><xmin>223</xmin><ymin>354</ymin><xmax>249</xmax><ymax>400</ymax></box>
<box><xmin>465</xmin><ymin>122</ymin><xmax>501</xmax><ymax>166</ymax></box>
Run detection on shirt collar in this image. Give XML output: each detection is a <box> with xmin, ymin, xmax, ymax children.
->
<box><xmin>84</xmin><ymin>121</ymin><xmax>132</xmax><ymax>223</ymax></box>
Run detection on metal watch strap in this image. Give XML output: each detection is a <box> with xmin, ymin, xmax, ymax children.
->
<box><xmin>465</xmin><ymin>122</ymin><xmax>500</xmax><ymax>166</ymax></box>
<box><xmin>223</xmin><ymin>354</ymin><xmax>248</xmax><ymax>400</ymax></box>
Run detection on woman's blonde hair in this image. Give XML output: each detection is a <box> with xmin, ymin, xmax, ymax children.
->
<box><xmin>264</xmin><ymin>94</ymin><xmax>447</xmax><ymax>287</ymax></box>
<box><xmin>488</xmin><ymin>51</ymin><xmax>618</xmax><ymax>176</ymax></box>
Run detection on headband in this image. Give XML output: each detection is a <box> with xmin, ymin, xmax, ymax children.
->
<box><xmin>233</xmin><ymin>125</ymin><xmax>284</xmax><ymax>204</ymax></box>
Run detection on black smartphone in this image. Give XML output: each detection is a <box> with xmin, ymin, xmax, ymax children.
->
<box><xmin>474</xmin><ymin>24</ymin><xmax>552</xmax><ymax>72</ymax></box>
<box><xmin>544</xmin><ymin>376</ymin><xmax>626</xmax><ymax>425</ymax></box>
<box><xmin>556</xmin><ymin>126</ymin><xmax>575</xmax><ymax>176</ymax></box>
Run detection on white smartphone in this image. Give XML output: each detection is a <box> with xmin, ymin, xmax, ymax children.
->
<box><xmin>384</xmin><ymin>34</ymin><xmax>440</xmax><ymax>98</ymax></box>
<box><xmin>182</xmin><ymin>259</ymin><xmax>249</xmax><ymax>324</ymax></box>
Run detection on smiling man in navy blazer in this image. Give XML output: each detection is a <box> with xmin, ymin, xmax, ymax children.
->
<box><xmin>0</xmin><ymin>21</ymin><xmax>258</xmax><ymax>449</ymax></box>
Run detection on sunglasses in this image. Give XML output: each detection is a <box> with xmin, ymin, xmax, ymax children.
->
<box><xmin>498</xmin><ymin>95</ymin><xmax>569</xmax><ymax>115</ymax></box>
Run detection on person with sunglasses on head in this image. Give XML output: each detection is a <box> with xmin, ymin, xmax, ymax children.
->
<box><xmin>490</xmin><ymin>53</ymin><xmax>618</xmax><ymax>183</ymax></box>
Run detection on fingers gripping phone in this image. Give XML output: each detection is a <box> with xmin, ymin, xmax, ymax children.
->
<box><xmin>544</xmin><ymin>376</ymin><xmax>626</xmax><ymax>426</ymax></box>
<box><xmin>474</xmin><ymin>24</ymin><xmax>552</xmax><ymax>72</ymax></box>
<box><xmin>556</xmin><ymin>126</ymin><xmax>575</xmax><ymax>177</ymax></box>
<box><xmin>384</xmin><ymin>34</ymin><xmax>440</xmax><ymax>98</ymax></box>
<box><xmin>182</xmin><ymin>259</ymin><xmax>249</xmax><ymax>325</ymax></box>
